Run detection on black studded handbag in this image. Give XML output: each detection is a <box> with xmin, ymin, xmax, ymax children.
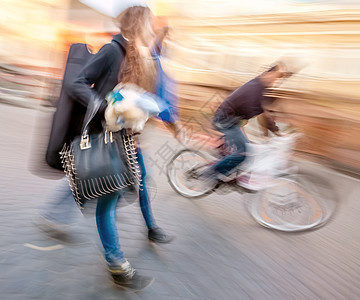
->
<box><xmin>60</xmin><ymin>98</ymin><xmax>142</xmax><ymax>207</ymax></box>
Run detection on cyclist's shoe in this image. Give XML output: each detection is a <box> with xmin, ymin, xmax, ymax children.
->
<box><xmin>109</xmin><ymin>260</ymin><xmax>154</xmax><ymax>291</ymax></box>
<box><xmin>217</xmin><ymin>171</ymin><xmax>238</xmax><ymax>183</ymax></box>
<box><xmin>148</xmin><ymin>227</ymin><xmax>174</xmax><ymax>244</ymax></box>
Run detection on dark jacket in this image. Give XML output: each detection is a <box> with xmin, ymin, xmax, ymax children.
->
<box><xmin>68</xmin><ymin>34</ymin><xmax>127</xmax><ymax>137</ymax></box>
<box><xmin>213</xmin><ymin>77</ymin><xmax>278</xmax><ymax>132</ymax></box>
<box><xmin>46</xmin><ymin>34</ymin><xmax>126</xmax><ymax>170</ymax></box>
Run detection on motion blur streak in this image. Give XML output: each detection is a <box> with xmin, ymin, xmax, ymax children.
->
<box><xmin>1</xmin><ymin>1</ymin><xmax>360</xmax><ymax>300</ymax></box>
<box><xmin>2</xmin><ymin>0</ymin><xmax>359</xmax><ymax>168</ymax></box>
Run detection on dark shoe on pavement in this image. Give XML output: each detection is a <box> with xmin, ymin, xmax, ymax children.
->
<box><xmin>148</xmin><ymin>227</ymin><xmax>174</xmax><ymax>244</ymax></box>
<box><xmin>109</xmin><ymin>260</ymin><xmax>154</xmax><ymax>292</ymax></box>
<box><xmin>33</xmin><ymin>215</ymin><xmax>71</xmax><ymax>235</ymax></box>
<box><xmin>33</xmin><ymin>215</ymin><xmax>88</xmax><ymax>245</ymax></box>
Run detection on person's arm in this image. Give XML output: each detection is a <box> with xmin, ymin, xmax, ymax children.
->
<box><xmin>66</xmin><ymin>43</ymin><xmax>116</xmax><ymax>112</ymax></box>
<box><xmin>262</xmin><ymin>109</ymin><xmax>280</xmax><ymax>135</ymax></box>
<box><xmin>261</xmin><ymin>95</ymin><xmax>280</xmax><ymax>135</ymax></box>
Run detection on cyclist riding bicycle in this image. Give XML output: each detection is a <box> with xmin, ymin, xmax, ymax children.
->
<box><xmin>203</xmin><ymin>61</ymin><xmax>295</xmax><ymax>186</ymax></box>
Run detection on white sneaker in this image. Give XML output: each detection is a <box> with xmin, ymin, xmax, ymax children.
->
<box><xmin>109</xmin><ymin>259</ymin><xmax>155</xmax><ymax>291</ymax></box>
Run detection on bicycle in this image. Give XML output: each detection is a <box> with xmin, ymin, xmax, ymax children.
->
<box><xmin>166</xmin><ymin>131</ymin><xmax>337</xmax><ymax>232</ymax></box>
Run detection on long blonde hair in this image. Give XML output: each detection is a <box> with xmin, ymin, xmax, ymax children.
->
<box><xmin>117</xmin><ymin>6</ymin><xmax>157</xmax><ymax>92</ymax></box>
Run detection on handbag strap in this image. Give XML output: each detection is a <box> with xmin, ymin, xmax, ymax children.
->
<box><xmin>81</xmin><ymin>96</ymin><xmax>103</xmax><ymax>136</ymax></box>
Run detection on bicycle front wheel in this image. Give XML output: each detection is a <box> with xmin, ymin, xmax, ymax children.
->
<box><xmin>167</xmin><ymin>149</ymin><xmax>217</xmax><ymax>198</ymax></box>
<box><xmin>247</xmin><ymin>173</ymin><xmax>337</xmax><ymax>232</ymax></box>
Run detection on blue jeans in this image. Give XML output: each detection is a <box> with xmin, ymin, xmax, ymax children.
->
<box><xmin>42</xmin><ymin>178</ymin><xmax>126</xmax><ymax>265</ymax></box>
<box><xmin>41</xmin><ymin>149</ymin><xmax>157</xmax><ymax>266</ymax></box>
<box><xmin>96</xmin><ymin>193</ymin><xmax>124</xmax><ymax>265</ymax></box>
<box><xmin>212</xmin><ymin>123</ymin><xmax>249</xmax><ymax>175</ymax></box>
<box><xmin>137</xmin><ymin>148</ymin><xmax>157</xmax><ymax>230</ymax></box>
<box><xmin>96</xmin><ymin>148</ymin><xmax>157</xmax><ymax>266</ymax></box>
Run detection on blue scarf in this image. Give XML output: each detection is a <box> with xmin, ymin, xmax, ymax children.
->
<box><xmin>153</xmin><ymin>47</ymin><xmax>179</xmax><ymax>124</ymax></box>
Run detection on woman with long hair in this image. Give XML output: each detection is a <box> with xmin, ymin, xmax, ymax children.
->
<box><xmin>41</xmin><ymin>5</ymin><xmax>175</xmax><ymax>291</ymax></box>
<box><xmin>116</xmin><ymin>7</ymin><xmax>176</xmax><ymax>244</ymax></box>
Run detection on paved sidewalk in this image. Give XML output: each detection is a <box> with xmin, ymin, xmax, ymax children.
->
<box><xmin>0</xmin><ymin>103</ymin><xmax>360</xmax><ymax>300</ymax></box>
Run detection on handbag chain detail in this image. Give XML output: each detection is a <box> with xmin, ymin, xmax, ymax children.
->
<box><xmin>123</xmin><ymin>133</ymin><xmax>143</xmax><ymax>191</ymax></box>
<box><xmin>59</xmin><ymin>98</ymin><xmax>142</xmax><ymax>208</ymax></box>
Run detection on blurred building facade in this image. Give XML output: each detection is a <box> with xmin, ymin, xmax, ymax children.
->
<box><xmin>0</xmin><ymin>0</ymin><xmax>117</xmax><ymax>105</ymax></box>
<box><xmin>1</xmin><ymin>0</ymin><xmax>359</xmax><ymax>169</ymax></box>
<box><xmin>161</xmin><ymin>0</ymin><xmax>360</xmax><ymax>170</ymax></box>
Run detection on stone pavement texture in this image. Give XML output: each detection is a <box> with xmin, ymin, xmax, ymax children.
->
<box><xmin>0</xmin><ymin>103</ymin><xmax>360</xmax><ymax>300</ymax></box>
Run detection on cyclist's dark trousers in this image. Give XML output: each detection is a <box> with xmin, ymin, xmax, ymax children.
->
<box><xmin>213</xmin><ymin>125</ymin><xmax>249</xmax><ymax>175</ymax></box>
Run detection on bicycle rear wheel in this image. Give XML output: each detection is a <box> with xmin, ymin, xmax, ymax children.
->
<box><xmin>247</xmin><ymin>173</ymin><xmax>337</xmax><ymax>232</ymax></box>
<box><xmin>167</xmin><ymin>149</ymin><xmax>217</xmax><ymax>198</ymax></box>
